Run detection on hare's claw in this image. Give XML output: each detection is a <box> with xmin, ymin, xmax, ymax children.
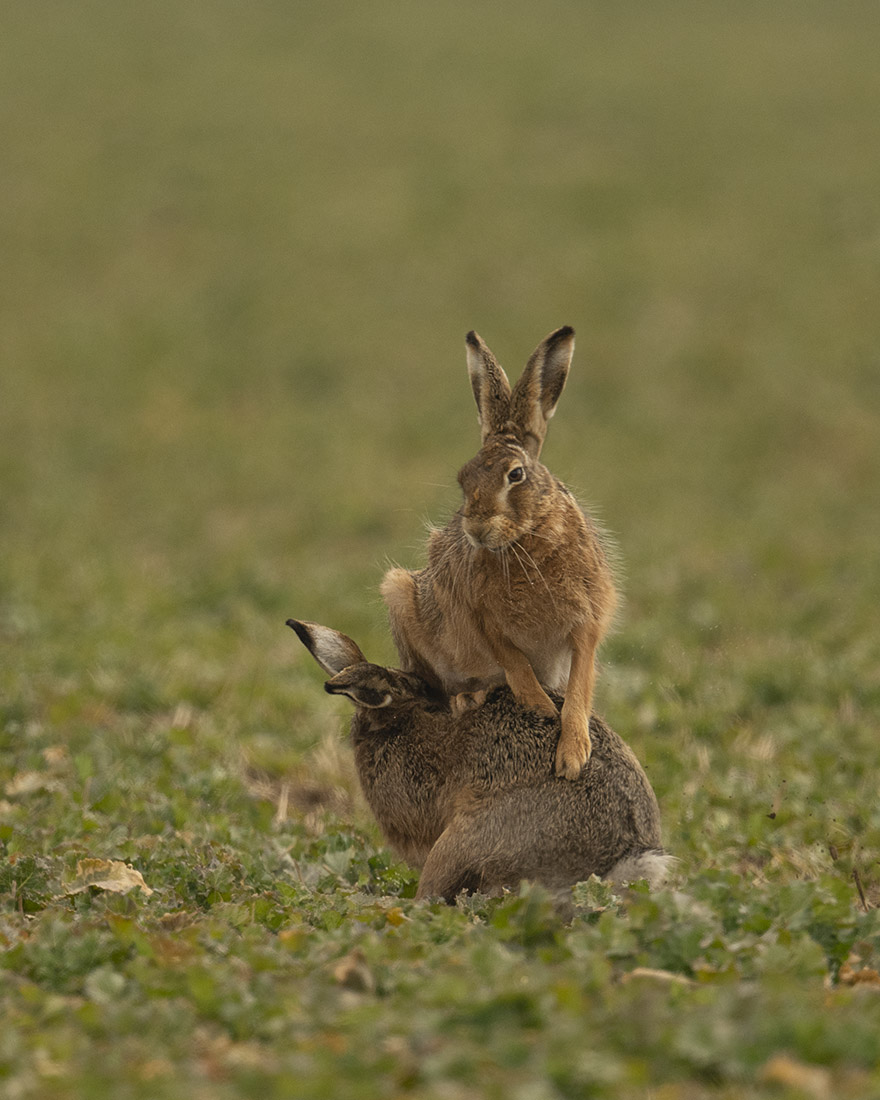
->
<box><xmin>555</xmin><ymin>713</ymin><xmax>592</xmax><ymax>779</ymax></box>
<box><xmin>516</xmin><ymin>685</ymin><xmax>559</xmax><ymax>719</ymax></box>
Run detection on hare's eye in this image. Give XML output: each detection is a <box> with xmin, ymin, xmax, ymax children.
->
<box><xmin>507</xmin><ymin>466</ymin><xmax>525</xmax><ymax>484</ymax></box>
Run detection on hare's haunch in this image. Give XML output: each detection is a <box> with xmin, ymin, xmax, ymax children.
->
<box><xmin>381</xmin><ymin>327</ymin><xmax>617</xmax><ymax>779</ymax></box>
<box><xmin>289</xmin><ymin>619</ymin><xmax>669</xmax><ymax>902</ymax></box>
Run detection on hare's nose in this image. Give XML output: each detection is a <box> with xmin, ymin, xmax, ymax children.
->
<box><xmin>462</xmin><ymin>514</ymin><xmax>490</xmax><ymax>544</ymax></box>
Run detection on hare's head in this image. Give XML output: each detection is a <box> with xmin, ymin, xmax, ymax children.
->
<box><xmin>287</xmin><ymin>619</ymin><xmax>438</xmax><ymax>711</ymax></box>
<box><xmin>457</xmin><ymin>327</ymin><xmax>574</xmax><ymax>550</ymax></box>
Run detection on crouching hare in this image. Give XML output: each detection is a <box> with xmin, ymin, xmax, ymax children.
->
<box><xmin>381</xmin><ymin>326</ymin><xmax>617</xmax><ymax>779</ymax></box>
<box><xmin>288</xmin><ymin>619</ymin><xmax>669</xmax><ymax>902</ymax></box>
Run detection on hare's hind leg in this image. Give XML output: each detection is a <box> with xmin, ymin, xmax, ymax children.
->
<box><xmin>415</xmin><ymin>823</ymin><xmax>487</xmax><ymax>902</ymax></box>
<box><xmin>556</xmin><ymin>623</ymin><xmax>599</xmax><ymax>779</ymax></box>
<box><xmin>380</xmin><ymin>567</ymin><xmax>442</xmax><ymax>688</ymax></box>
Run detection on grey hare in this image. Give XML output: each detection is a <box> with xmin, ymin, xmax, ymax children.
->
<box><xmin>381</xmin><ymin>326</ymin><xmax>617</xmax><ymax>780</ymax></box>
<box><xmin>288</xmin><ymin>619</ymin><xmax>669</xmax><ymax>902</ymax></box>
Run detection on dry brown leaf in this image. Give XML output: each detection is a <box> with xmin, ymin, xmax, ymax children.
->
<box><xmin>6</xmin><ymin>771</ymin><xmax>57</xmax><ymax>797</ymax></box>
<box><xmin>760</xmin><ymin>1054</ymin><xmax>831</xmax><ymax>1099</ymax></box>
<box><xmin>41</xmin><ymin>745</ymin><xmax>69</xmax><ymax>767</ymax></box>
<box><xmin>620</xmin><ymin>966</ymin><xmax>695</xmax><ymax>987</ymax></box>
<box><xmin>332</xmin><ymin>948</ymin><xmax>375</xmax><ymax>993</ymax></box>
<box><xmin>158</xmin><ymin>911</ymin><xmax>194</xmax><ymax>932</ymax></box>
<box><xmin>839</xmin><ymin>963</ymin><xmax>880</xmax><ymax>988</ymax></box>
<box><xmin>64</xmin><ymin>859</ymin><xmax>154</xmax><ymax>897</ymax></box>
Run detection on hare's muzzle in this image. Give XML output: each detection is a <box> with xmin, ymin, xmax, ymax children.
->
<box><xmin>462</xmin><ymin>518</ymin><xmax>493</xmax><ymax>549</ymax></box>
<box><xmin>462</xmin><ymin>511</ymin><xmax>514</xmax><ymax>551</ymax></box>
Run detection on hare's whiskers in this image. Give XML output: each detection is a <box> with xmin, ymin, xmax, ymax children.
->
<box><xmin>514</xmin><ymin>541</ymin><xmax>556</xmax><ymax>602</ymax></box>
<box><xmin>500</xmin><ymin>546</ymin><xmax>511</xmax><ymax>592</ymax></box>
<box><xmin>508</xmin><ymin>541</ymin><xmax>535</xmax><ymax>586</ymax></box>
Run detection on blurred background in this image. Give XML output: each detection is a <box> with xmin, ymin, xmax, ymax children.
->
<box><xmin>2</xmin><ymin>0</ymin><xmax>879</xmax><ymax>777</ymax></box>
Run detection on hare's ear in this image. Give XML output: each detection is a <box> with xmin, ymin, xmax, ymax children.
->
<box><xmin>509</xmin><ymin>326</ymin><xmax>575</xmax><ymax>457</ymax></box>
<box><xmin>466</xmin><ymin>331</ymin><xmax>512</xmax><ymax>441</ymax></box>
<box><xmin>325</xmin><ymin>666</ymin><xmax>399</xmax><ymax>708</ymax></box>
<box><xmin>287</xmin><ymin>619</ymin><xmax>366</xmax><ymax>676</ymax></box>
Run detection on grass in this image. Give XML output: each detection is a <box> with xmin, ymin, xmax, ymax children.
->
<box><xmin>2</xmin><ymin>1</ymin><xmax>880</xmax><ymax>1096</ymax></box>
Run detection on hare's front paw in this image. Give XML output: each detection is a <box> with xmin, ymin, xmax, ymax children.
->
<box><xmin>555</xmin><ymin>711</ymin><xmax>592</xmax><ymax>779</ymax></box>
<box><xmin>450</xmin><ymin>690</ymin><xmax>488</xmax><ymax>717</ymax></box>
<box><xmin>515</xmin><ymin>684</ymin><xmax>559</xmax><ymax>719</ymax></box>
<box><xmin>534</xmin><ymin>695</ymin><xmax>560</xmax><ymax>719</ymax></box>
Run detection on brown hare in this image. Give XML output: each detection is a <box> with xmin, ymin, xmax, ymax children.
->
<box><xmin>288</xmin><ymin>619</ymin><xmax>668</xmax><ymax>902</ymax></box>
<box><xmin>381</xmin><ymin>326</ymin><xmax>617</xmax><ymax>779</ymax></box>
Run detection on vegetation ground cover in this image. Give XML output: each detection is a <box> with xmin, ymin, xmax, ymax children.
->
<box><xmin>2</xmin><ymin>2</ymin><xmax>880</xmax><ymax>1096</ymax></box>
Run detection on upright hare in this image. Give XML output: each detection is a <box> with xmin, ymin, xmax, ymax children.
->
<box><xmin>288</xmin><ymin>619</ymin><xmax>668</xmax><ymax>902</ymax></box>
<box><xmin>382</xmin><ymin>326</ymin><xmax>617</xmax><ymax>779</ymax></box>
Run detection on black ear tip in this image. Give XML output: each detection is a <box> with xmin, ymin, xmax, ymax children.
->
<box><xmin>465</xmin><ymin>330</ymin><xmax>479</xmax><ymax>347</ymax></box>
<box><xmin>286</xmin><ymin>619</ymin><xmax>310</xmax><ymax>645</ymax></box>
<box><xmin>553</xmin><ymin>325</ymin><xmax>575</xmax><ymax>341</ymax></box>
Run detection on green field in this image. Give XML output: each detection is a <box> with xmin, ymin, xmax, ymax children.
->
<box><xmin>3</xmin><ymin>2</ymin><xmax>880</xmax><ymax>1096</ymax></box>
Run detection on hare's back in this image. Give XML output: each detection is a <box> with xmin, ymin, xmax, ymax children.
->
<box><xmin>460</xmin><ymin>692</ymin><xmax>662</xmax><ymax>858</ymax></box>
<box><xmin>416</xmin><ymin>692</ymin><xmax>664</xmax><ymax>900</ymax></box>
<box><xmin>463</xmin><ymin>689</ymin><xmax>654</xmax><ymax>792</ymax></box>
<box><xmin>461</xmin><ymin>688</ymin><xmax>560</xmax><ymax>782</ymax></box>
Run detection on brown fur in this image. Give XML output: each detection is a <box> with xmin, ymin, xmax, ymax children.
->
<box><xmin>381</xmin><ymin>326</ymin><xmax>617</xmax><ymax>778</ymax></box>
<box><xmin>288</xmin><ymin>619</ymin><xmax>668</xmax><ymax>903</ymax></box>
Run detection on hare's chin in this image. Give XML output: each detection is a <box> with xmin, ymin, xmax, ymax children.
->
<box><xmin>464</xmin><ymin>531</ymin><xmax>510</xmax><ymax>553</ymax></box>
